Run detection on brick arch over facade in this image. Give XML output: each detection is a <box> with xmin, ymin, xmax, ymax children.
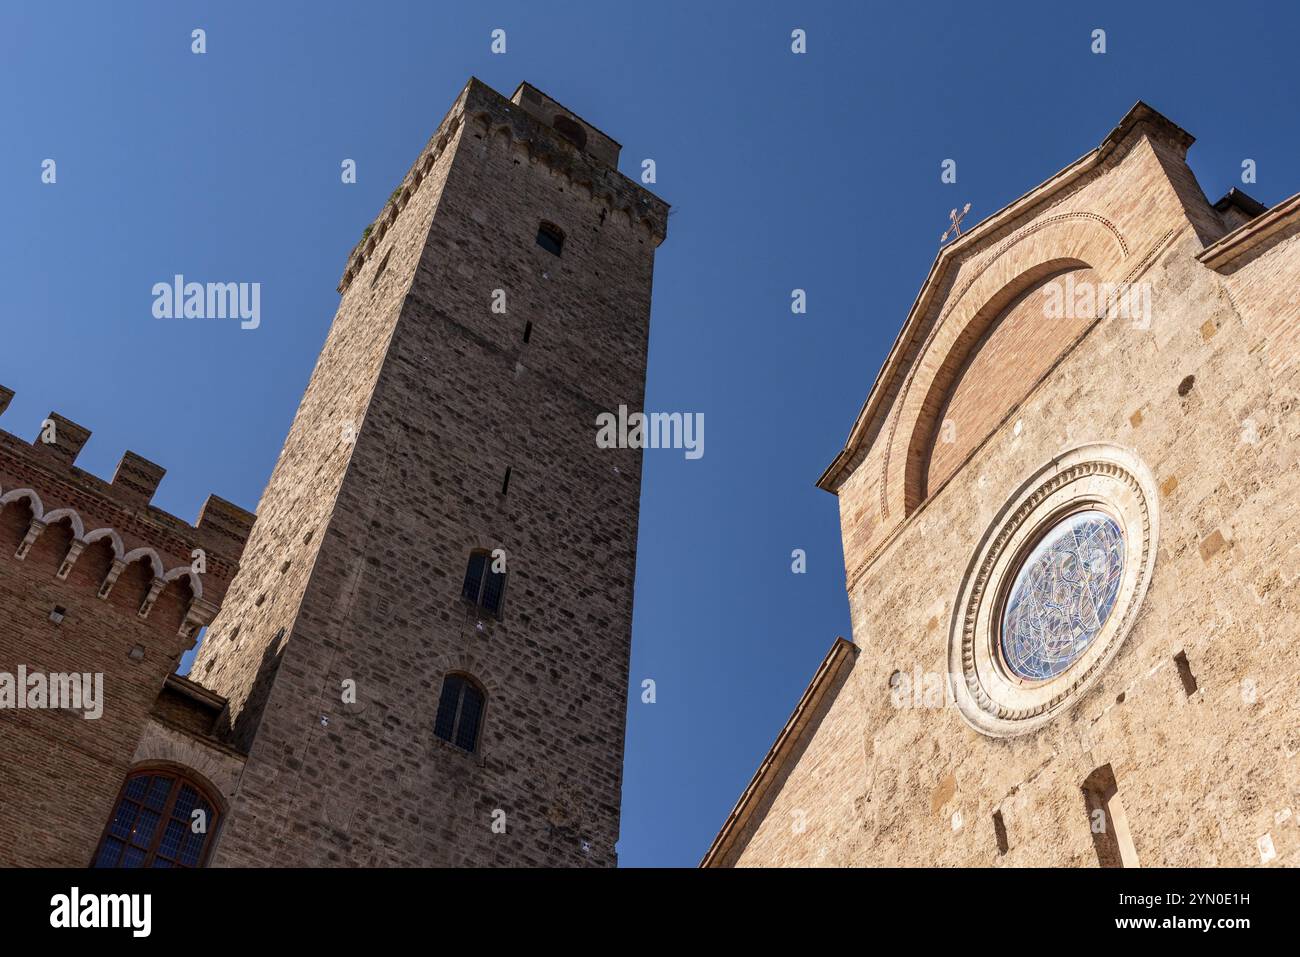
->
<box><xmin>879</xmin><ymin>213</ymin><xmax>1130</xmax><ymax>521</ymax></box>
<box><xmin>906</xmin><ymin>259</ymin><xmax>1097</xmax><ymax>505</ymax></box>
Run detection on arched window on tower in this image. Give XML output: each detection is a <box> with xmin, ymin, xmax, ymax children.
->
<box><xmin>434</xmin><ymin>673</ymin><xmax>486</xmax><ymax>753</ymax></box>
<box><xmin>91</xmin><ymin>768</ymin><xmax>220</xmax><ymax>868</ymax></box>
<box><xmin>461</xmin><ymin>549</ymin><xmax>506</xmax><ymax>617</ymax></box>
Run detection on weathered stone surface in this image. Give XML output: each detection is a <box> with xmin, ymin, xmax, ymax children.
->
<box><xmin>191</xmin><ymin>78</ymin><xmax>668</xmax><ymax>867</ymax></box>
<box><xmin>715</xmin><ymin>104</ymin><xmax>1300</xmax><ymax>868</ymax></box>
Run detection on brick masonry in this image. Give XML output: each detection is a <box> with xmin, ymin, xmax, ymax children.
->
<box><xmin>0</xmin><ymin>399</ymin><xmax>251</xmax><ymax>866</ymax></box>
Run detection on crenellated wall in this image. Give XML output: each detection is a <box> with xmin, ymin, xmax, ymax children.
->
<box><xmin>0</xmin><ymin>390</ymin><xmax>252</xmax><ymax>866</ymax></box>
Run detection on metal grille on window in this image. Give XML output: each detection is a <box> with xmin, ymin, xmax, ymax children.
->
<box><xmin>434</xmin><ymin>674</ymin><xmax>485</xmax><ymax>753</ymax></box>
<box><xmin>480</xmin><ymin>567</ymin><xmax>505</xmax><ymax>614</ymax></box>
<box><xmin>461</xmin><ymin>550</ymin><xmax>506</xmax><ymax>618</ymax></box>
<box><xmin>461</xmin><ymin>552</ymin><xmax>487</xmax><ymax>603</ymax></box>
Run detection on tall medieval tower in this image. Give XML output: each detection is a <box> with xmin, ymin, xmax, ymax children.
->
<box><xmin>191</xmin><ymin>78</ymin><xmax>669</xmax><ymax>866</ymax></box>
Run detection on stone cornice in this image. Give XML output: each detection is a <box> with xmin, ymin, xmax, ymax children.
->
<box><xmin>1197</xmin><ymin>190</ymin><xmax>1300</xmax><ymax>272</ymax></box>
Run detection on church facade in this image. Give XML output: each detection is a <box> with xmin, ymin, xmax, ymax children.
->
<box><xmin>705</xmin><ymin>103</ymin><xmax>1300</xmax><ymax>867</ymax></box>
<box><xmin>0</xmin><ymin>78</ymin><xmax>668</xmax><ymax>868</ymax></box>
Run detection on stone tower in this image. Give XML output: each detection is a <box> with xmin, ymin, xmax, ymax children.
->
<box><xmin>191</xmin><ymin>78</ymin><xmax>669</xmax><ymax>866</ymax></box>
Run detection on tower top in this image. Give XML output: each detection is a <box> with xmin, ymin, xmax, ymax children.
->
<box><xmin>339</xmin><ymin>77</ymin><xmax>669</xmax><ymax>293</ymax></box>
<box><xmin>509</xmin><ymin>82</ymin><xmax>622</xmax><ymax>168</ymax></box>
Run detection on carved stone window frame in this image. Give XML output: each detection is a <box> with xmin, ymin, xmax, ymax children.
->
<box><xmin>948</xmin><ymin>443</ymin><xmax>1159</xmax><ymax>737</ymax></box>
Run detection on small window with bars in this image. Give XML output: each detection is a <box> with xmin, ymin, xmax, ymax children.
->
<box><xmin>461</xmin><ymin>549</ymin><xmax>506</xmax><ymax>617</ymax></box>
<box><xmin>91</xmin><ymin>769</ymin><xmax>219</xmax><ymax>868</ymax></box>
<box><xmin>434</xmin><ymin>673</ymin><xmax>486</xmax><ymax>753</ymax></box>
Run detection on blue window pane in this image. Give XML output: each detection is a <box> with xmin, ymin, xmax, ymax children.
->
<box><xmin>1001</xmin><ymin>510</ymin><xmax>1125</xmax><ymax>680</ymax></box>
<box><xmin>152</xmin><ymin>858</ymin><xmax>172</xmax><ymax>868</ymax></box>
<box><xmin>120</xmin><ymin>845</ymin><xmax>146</xmax><ymax>868</ymax></box>
<box><xmin>172</xmin><ymin>785</ymin><xmax>199</xmax><ymax>819</ymax></box>
<box><xmin>179</xmin><ymin>829</ymin><xmax>205</xmax><ymax>866</ymax></box>
<box><xmin>124</xmin><ymin>776</ymin><xmax>149</xmax><ymax>801</ymax></box>
<box><xmin>94</xmin><ymin>837</ymin><xmax>124</xmax><ymax>867</ymax></box>
<box><xmin>158</xmin><ymin>819</ymin><xmax>186</xmax><ymax>859</ymax></box>
<box><xmin>131</xmin><ymin>808</ymin><xmax>161</xmax><ymax>847</ymax></box>
<box><xmin>144</xmin><ymin>776</ymin><xmax>171</xmax><ymax>811</ymax></box>
<box><xmin>109</xmin><ymin>802</ymin><xmax>137</xmax><ymax>839</ymax></box>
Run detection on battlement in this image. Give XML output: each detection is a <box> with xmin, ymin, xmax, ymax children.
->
<box><xmin>0</xmin><ymin>385</ymin><xmax>254</xmax><ymax>638</ymax></box>
<box><xmin>0</xmin><ymin>386</ymin><xmax>253</xmax><ymax>551</ymax></box>
<box><xmin>509</xmin><ymin>82</ymin><xmax>622</xmax><ymax>167</ymax></box>
<box><xmin>338</xmin><ymin>77</ymin><xmax>670</xmax><ymax>293</ymax></box>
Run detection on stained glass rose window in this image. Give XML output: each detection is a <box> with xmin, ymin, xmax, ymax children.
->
<box><xmin>1000</xmin><ymin>509</ymin><xmax>1125</xmax><ymax>681</ymax></box>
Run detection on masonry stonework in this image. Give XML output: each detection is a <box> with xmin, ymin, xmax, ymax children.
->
<box><xmin>189</xmin><ymin>78</ymin><xmax>669</xmax><ymax>867</ymax></box>
<box><xmin>707</xmin><ymin>104</ymin><xmax>1300</xmax><ymax>868</ymax></box>
<box><xmin>1</xmin><ymin>77</ymin><xmax>667</xmax><ymax>870</ymax></box>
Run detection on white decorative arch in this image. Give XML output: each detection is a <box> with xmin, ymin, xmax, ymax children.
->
<box><xmin>122</xmin><ymin>546</ymin><xmax>165</xmax><ymax>578</ymax></box>
<box><xmin>84</xmin><ymin>527</ymin><xmax>125</xmax><ymax>560</ymax></box>
<box><xmin>41</xmin><ymin>507</ymin><xmax>86</xmax><ymax>539</ymax></box>
<box><xmin>0</xmin><ymin>487</ymin><xmax>44</xmax><ymax>517</ymax></box>
<box><xmin>163</xmin><ymin>564</ymin><xmax>203</xmax><ymax>599</ymax></box>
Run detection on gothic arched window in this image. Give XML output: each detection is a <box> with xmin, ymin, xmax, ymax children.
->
<box><xmin>434</xmin><ymin>673</ymin><xmax>485</xmax><ymax>753</ymax></box>
<box><xmin>461</xmin><ymin>549</ymin><xmax>506</xmax><ymax>617</ymax></box>
<box><xmin>92</xmin><ymin>768</ymin><xmax>220</xmax><ymax>868</ymax></box>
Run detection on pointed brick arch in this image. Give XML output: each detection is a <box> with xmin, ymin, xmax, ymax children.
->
<box><xmin>879</xmin><ymin>212</ymin><xmax>1130</xmax><ymax>522</ymax></box>
<box><xmin>905</xmin><ymin>258</ymin><xmax>1094</xmax><ymax>508</ymax></box>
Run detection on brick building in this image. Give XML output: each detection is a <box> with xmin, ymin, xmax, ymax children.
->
<box><xmin>0</xmin><ymin>77</ymin><xmax>668</xmax><ymax>868</ymax></box>
<box><xmin>704</xmin><ymin>103</ymin><xmax>1300</xmax><ymax>867</ymax></box>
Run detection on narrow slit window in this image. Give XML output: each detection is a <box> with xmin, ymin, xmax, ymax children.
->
<box><xmin>1173</xmin><ymin>650</ymin><xmax>1198</xmax><ymax>696</ymax></box>
<box><xmin>523</xmin><ymin>321</ymin><xmax>533</xmax><ymax>343</ymax></box>
<box><xmin>992</xmin><ymin>809</ymin><xmax>1009</xmax><ymax>856</ymax></box>
<box><xmin>1081</xmin><ymin>763</ymin><xmax>1139</xmax><ymax>868</ymax></box>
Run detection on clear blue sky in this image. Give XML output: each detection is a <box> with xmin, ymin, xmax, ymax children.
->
<box><xmin>3</xmin><ymin>1</ymin><xmax>1297</xmax><ymax>867</ymax></box>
